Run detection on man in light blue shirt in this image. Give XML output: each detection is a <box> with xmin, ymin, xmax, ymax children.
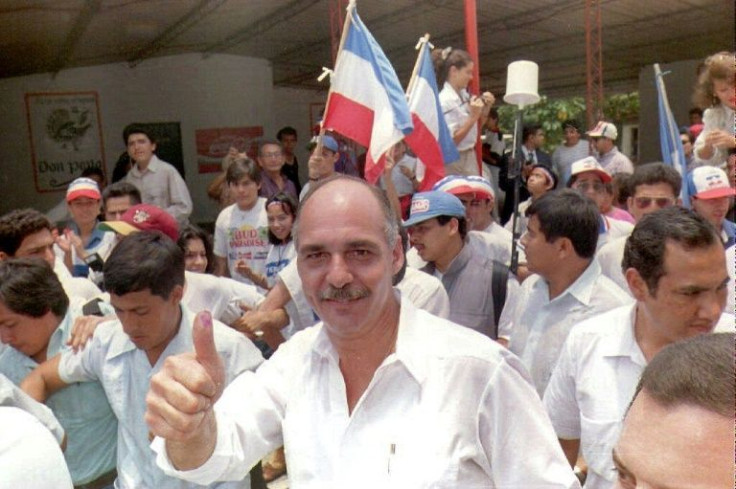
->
<box><xmin>21</xmin><ymin>232</ymin><xmax>264</xmax><ymax>489</ymax></box>
<box><xmin>0</xmin><ymin>258</ymin><xmax>117</xmax><ymax>487</ymax></box>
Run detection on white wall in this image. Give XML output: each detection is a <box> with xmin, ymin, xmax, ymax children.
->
<box><xmin>272</xmin><ymin>86</ymin><xmax>327</xmax><ymax>185</ymax></box>
<box><xmin>0</xmin><ymin>53</ymin><xmax>275</xmax><ymax>223</ymax></box>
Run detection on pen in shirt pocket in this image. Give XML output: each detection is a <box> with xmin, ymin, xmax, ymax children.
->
<box><xmin>387</xmin><ymin>443</ymin><xmax>396</xmax><ymax>475</ymax></box>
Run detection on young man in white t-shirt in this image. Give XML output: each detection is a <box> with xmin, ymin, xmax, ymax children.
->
<box><xmin>213</xmin><ymin>159</ymin><xmax>270</xmax><ymax>290</ymax></box>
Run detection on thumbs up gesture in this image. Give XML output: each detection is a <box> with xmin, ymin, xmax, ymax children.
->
<box><xmin>145</xmin><ymin>311</ymin><xmax>224</xmax><ymax>448</ymax></box>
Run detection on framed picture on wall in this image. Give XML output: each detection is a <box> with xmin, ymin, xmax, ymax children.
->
<box><xmin>195</xmin><ymin>126</ymin><xmax>264</xmax><ymax>174</ymax></box>
<box><xmin>25</xmin><ymin>91</ymin><xmax>106</xmax><ymax>193</ymax></box>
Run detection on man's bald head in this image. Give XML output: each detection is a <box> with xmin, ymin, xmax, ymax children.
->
<box><xmin>294</xmin><ymin>175</ymin><xmax>399</xmax><ymax>250</ymax></box>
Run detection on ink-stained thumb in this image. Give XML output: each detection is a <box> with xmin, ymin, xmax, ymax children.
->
<box><xmin>192</xmin><ymin>311</ymin><xmax>222</xmax><ymax>377</ymax></box>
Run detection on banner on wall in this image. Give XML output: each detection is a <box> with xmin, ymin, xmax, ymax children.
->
<box><xmin>25</xmin><ymin>91</ymin><xmax>106</xmax><ymax>193</ymax></box>
<box><xmin>195</xmin><ymin>126</ymin><xmax>264</xmax><ymax>173</ymax></box>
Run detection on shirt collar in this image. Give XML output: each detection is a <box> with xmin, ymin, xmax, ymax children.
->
<box><xmin>600</xmin><ymin>304</ymin><xmax>646</xmax><ymax>365</ymax></box>
<box><xmin>557</xmin><ymin>259</ymin><xmax>602</xmax><ymax>305</ymax></box>
<box><xmin>310</xmin><ymin>291</ymin><xmax>426</xmax><ymax>384</ymax></box>
<box><xmin>442</xmin><ymin>242</ymin><xmax>471</xmax><ymax>277</ymax></box>
<box><xmin>68</xmin><ymin>221</ymin><xmax>106</xmax><ymax>249</ymax></box>
<box><xmin>131</xmin><ymin>154</ymin><xmax>161</xmax><ymax>175</ymax></box>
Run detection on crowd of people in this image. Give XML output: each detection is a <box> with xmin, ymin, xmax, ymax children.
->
<box><xmin>0</xmin><ymin>49</ymin><xmax>733</xmax><ymax>489</ymax></box>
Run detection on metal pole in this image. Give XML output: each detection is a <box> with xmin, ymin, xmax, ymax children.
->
<box><xmin>509</xmin><ymin>107</ymin><xmax>524</xmax><ymax>274</ymax></box>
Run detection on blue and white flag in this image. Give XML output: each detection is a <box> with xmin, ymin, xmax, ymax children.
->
<box><xmin>654</xmin><ymin>63</ymin><xmax>690</xmax><ymax>207</ymax></box>
<box><xmin>322</xmin><ymin>2</ymin><xmax>413</xmax><ymax>184</ymax></box>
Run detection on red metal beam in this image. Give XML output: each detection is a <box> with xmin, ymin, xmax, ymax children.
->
<box><xmin>585</xmin><ymin>0</ymin><xmax>604</xmax><ymax>130</ymax></box>
<box><xmin>464</xmin><ymin>0</ymin><xmax>482</xmax><ymax>174</ymax></box>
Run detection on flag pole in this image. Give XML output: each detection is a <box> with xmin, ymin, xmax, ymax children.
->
<box><xmin>314</xmin><ymin>0</ymin><xmax>356</xmax><ymax>158</ymax></box>
<box><xmin>406</xmin><ymin>34</ymin><xmax>430</xmax><ymax>96</ymax></box>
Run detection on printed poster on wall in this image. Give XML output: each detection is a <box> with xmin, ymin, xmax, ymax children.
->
<box><xmin>25</xmin><ymin>91</ymin><xmax>106</xmax><ymax>193</ymax></box>
<box><xmin>195</xmin><ymin>126</ymin><xmax>263</xmax><ymax>173</ymax></box>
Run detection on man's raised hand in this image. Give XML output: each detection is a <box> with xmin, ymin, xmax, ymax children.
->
<box><xmin>145</xmin><ymin>311</ymin><xmax>224</xmax><ymax>443</ymax></box>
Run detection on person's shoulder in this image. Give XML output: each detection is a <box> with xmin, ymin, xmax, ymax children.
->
<box><xmin>592</xmin><ymin>273</ymin><xmax>632</xmax><ymax>302</ymax></box>
<box><xmin>215</xmin><ymin>203</ymin><xmax>236</xmax><ymax>222</ymax></box>
<box><xmin>598</xmin><ymin>235</ymin><xmax>627</xmax><ymax>256</ymax></box>
<box><xmin>568</xmin><ymin>304</ymin><xmax>633</xmax><ymax>341</ymax></box>
<box><xmin>406</xmin><ymin>307</ymin><xmax>508</xmax><ymax>365</ymax></box>
<box><xmin>607</xmin><ymin>217</ymin><xmax>634</xmax><ymax>236</ymax></box>
<box><xmin>399</xmin><ymin>267</ymin><xmax>443</xmax><ymax>291</ymax></box>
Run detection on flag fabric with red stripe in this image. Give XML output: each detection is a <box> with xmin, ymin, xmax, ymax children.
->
<box><xmin>321</xmin><ymin>5</ymin><xmax>413</xmax><ymax>184</ymax></box>
<box><xmin>404</xmin><ymin>43</ymin><xmax>460</xmax><ymax>191</ymax></box>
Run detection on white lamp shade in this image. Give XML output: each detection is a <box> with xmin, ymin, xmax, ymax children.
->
<box><xmin>503</xmin><ymin>60</ymin><xmax>540</xmax><ymax>107</ymax></box>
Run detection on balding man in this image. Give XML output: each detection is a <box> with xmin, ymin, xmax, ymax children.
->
<box><xmin>146</xmin><ymin>175</ymin><xmax>580</xmax><ymax>488</ymax></box>
<box><xmin>613</xmin><ymin>333</ymin><xmax>733</xmax><ymax>488</ymax></box>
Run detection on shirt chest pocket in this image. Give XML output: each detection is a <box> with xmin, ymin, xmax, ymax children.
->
<box><xmin>387</xmin><ymin>442</ymin><xmax>461</xmax><ymax>488</ymax></box>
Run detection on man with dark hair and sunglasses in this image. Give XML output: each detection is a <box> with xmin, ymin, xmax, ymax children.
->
<box><xmin>567</xmin><ymin>157</ymin><xmax>633</xmax><ymax>251</ymax></box>
<box><xmin>597</xmin><ymin>163</ymin><xmax>682</xmax><ymax>293</ymax></box>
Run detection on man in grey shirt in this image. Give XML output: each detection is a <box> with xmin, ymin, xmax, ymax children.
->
<box><xmin>552</xmin><ymin>119</ymin><xmax>589</xmax><ymax>184</ymax></box>
<box><xmin>404</xmin><ymin>190</ymin><xmax>518</xmax><ymax>339</ymax></box>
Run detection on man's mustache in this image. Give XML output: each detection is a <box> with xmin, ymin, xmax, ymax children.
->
<box><xmin>319</xmin><ymin>286</ymin><xmax>370</xmax><ymax>301</ymax></box>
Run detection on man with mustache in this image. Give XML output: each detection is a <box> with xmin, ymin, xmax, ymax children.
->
<box><xmin>145</xmin><ymin>175</ymin><xmax>580</xmax><ymax>488</ymax></box>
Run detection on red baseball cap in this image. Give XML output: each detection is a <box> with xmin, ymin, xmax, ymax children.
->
<box><xmin>99</xmin><ymin>204</ymin><xmax>179</xmax><ymax>241</ymax></box>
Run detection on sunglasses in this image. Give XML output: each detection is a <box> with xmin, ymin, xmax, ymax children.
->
<box><xmin>633</xmin><ymin>196</ymin><xmax>675</xmax><ymax>209</ymax></box>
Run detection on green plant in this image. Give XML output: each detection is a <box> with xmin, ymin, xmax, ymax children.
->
<box><xmin>497</xmin><ymin>92</ymin><xmax>639</xmax><ymax>152</ymax></box>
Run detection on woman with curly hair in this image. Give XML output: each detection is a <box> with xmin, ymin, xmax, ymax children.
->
<box><xmin>692</xmin><ymin>51</ymin><xmax>735</xmax><ymax>167</ymax></box>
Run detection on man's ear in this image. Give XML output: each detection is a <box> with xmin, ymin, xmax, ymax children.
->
<box><xmin>0</xmin><ymin>251</ymin><xmax>8</xmax><ymax>261</ymax></box>
<box><xmin>391</xmin><ymin>238</ymin><xmax>404</xmax><ymax>276</ymax></box>
<box><xmin>169</xmin><ymin>284</ymin><xmax>184</xmax><ymax>304</ymax></box>
<box><xmin>555</xmin><ymin>237</ymin><xmax>574</xmax><ymax>259</ymax></box>
<box><xmin>625</xmin><ymin>268</ymin><xmax>649</xmax><ymax>300</ymax></box>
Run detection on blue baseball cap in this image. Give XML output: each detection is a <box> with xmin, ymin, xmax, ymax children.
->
<box><xmin>319</xmin><ymin>135</ymin><xmax>339</xmax><ymax>153</ymax></box>
<box><xmin>402</xmin><ymin>191</ymin><xmax>466</xmax><ymax>227</ymax></box>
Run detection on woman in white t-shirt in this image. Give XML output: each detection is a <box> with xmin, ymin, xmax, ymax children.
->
<box><xmin>692</xmin><ymin>51</ymin><xmax>735</xmax><ymax>167</ymax></box>
<box><xmin>432</xmin><ymin>46</ymin><xmax>495</xmax><ymax>176</ymax></box>
<box><xmin>237</xmin><ymin>192</ymin><xmax>297</xmax><ymax>290</ymax></box>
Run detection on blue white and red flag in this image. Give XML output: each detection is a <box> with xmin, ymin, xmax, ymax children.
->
<box><xmin>321</xmin><ymin>3</ymin><xmax>413</xmax><ymax>184</ymax></box>
<box><xmin>404</xmin><ymin>38</ymin><xmax>460</xmax><ymax>191</ymax></box>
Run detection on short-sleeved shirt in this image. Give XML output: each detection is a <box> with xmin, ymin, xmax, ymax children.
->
<box><xmin>543</xmin><ymin>305</ymin><xmax>735</xmax><ymax>489</ymax></box>
<box><xmin>264</xmin><ymin>241</ymin><xmax>295</xmax><ymax>288</ymax></box>
<box><xmin>503</xmin><ymin>260</ymin><xmax>632</xmax><ymax>395</ymax></box>
<box><xmin>0</xmin><ymin>308</ymin><xmax>117</xmax><ymax>485</ymax></box>
<box><xmin>182</xmin><ymin>271</ymin><xmax>263</xmax><ymax>325</ymax></box>
<box><xmin>57</xmin><ymin>305</ymin><xmax>264</xmax><ymax>489</ymax></box>
<box><xmin>439</xmin><ymin>82</ymin><xmax>476</xmax><ymax>151</ymax></box>
<box><xmin>152</xmin><ymin>298</ymin><xmax>579</xmax><ymax>488</ymax></box>
<box><xmin>214</xmin><ymin>200</ymin><xmax>270</xmax><ymax>289</ymax></box>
